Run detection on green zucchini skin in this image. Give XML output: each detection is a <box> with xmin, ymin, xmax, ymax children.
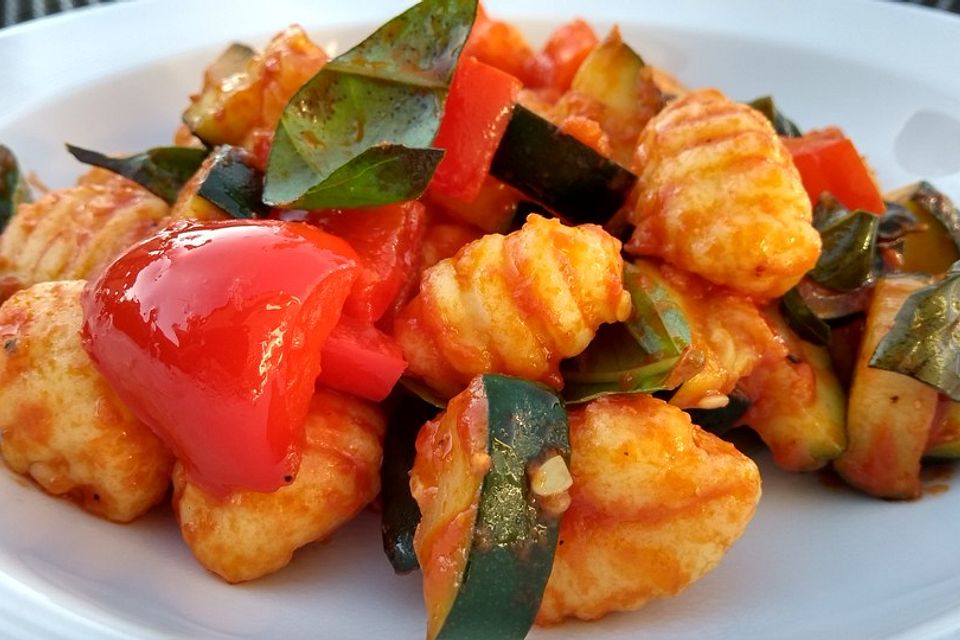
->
<box><xmin>380</xmin><ymin>389</ymin><xmax>439</xmax><ymax>574</ymax></box>
<box><xmin>182</xmin><ymin>43</ymin><xmax>256</xmax><ymax>146</ymax></box>
<box><xmin>739</xmin><ymin>309</ymin><xmax>847</xmax><ymax>471</ymax></box>
<box><xmin>490</xmin><ymin>105</ymin><xmax>637</xmax><ymax>225</ymax></box>
<box><xmin>685</xmin><ymin>390</ymin><xmax>751</xmax><ymax>436</ymax></box>
<box><xmin>196</xmin><ymin>146</ymin><xmax>269</xmax><ymax>219</ymax></box>
<box><xmin>926</xmin><ymin>400</ymin><xmax>960</xmax><ymax>459</ymax></box>
<box><xmin>423</xmin><ymin>374</ymin><xmax>570</xmax><ymax>640</ymax></box>
<box><xmin>887</xmin><ymin>181</ymin><xmax>960</xmax><ymax>275</ymax></box>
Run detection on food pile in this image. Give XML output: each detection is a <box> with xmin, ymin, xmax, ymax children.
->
<box><xmin>0</xmin><ymin>1</ymin><xmax>957</xmax><ymax>637</ymax></box>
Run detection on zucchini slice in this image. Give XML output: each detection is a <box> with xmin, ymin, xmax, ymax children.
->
<box><xmin>489</xmin><ymin>105</ymin><xmax>637</xmax><ymax>225</ymax></box>
<box><xmin>196</xmin><ymin>146</ymin><xmax>268</xmax><ymax>219</ymax></box>
<box><xmin>380</xmin><ymin>388</ymin><xmax>440</xmax><ymax>574</ymax></box>
<box><xmin>926</xmin><ymin>399</ymin><xmax>960</xmax><ymax>459</ymax></box>
<box><xmin>684</xmin><ymin>389</ymin><xmax>751</xmax><ymax>436</ymax></box>
<box><xmin>571</xmin><ymin>29</ymin><xmax>645</xmax><ymax>116</ymax></box>
<box><xmin>411</xmin><ymin>374</ymin><xmax>570</xmax><ymax>640</ymax></box>
<box><xmin>0</xmin><ymin>144</ymin><xmax>31</xmax><ymax>232</ymax></box>
<box><xmin>886</xmin><ymin>181</ymin><xmax>960</xmax><ymax>275</ymax></box>
<box><xmin>834</xmin><ymin>275</ymin><xmax>939</xmax><ymax>499</ymax></box>
<box><xmin>183</xmin><ymin>43</ymin><xmax>257</xmax><ymax>146</ymax></box>
<box><xmin>739</xmin><ymin>308</ymin><xmax>847</xmax><ymax>471</ymax></box>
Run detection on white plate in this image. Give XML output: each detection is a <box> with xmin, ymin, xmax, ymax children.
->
<box><xmin>2</xmin><ymin>1</ymin><xmax>960</xmax><ymax>639</ymax></box>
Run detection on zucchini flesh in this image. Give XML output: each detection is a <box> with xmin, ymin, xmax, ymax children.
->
<box><xmin>571</xmin><ymin>29</ymin><xmax>645</xmax><ymax>116</ymax></box>
<box><xmin>834</xmin><ymin>275</ymin><xmax>938</xmax><ymax>499</ymax></box>
<box><xmin>739</xmin><ymin>309</ymin><xmax>846</xmax><ymax>471</ymax></box>
<box><xmin>412</xmin><ymin>374</ymin><xmax>570</xmax><ymax>640</ymax></box>
<box><xmin>887</xmin><ymin>181</ymin><xmax>960</xmax><ymax>275</ymax></box>
<box><xmin>183</xmin><ymin>43</ymin><xmax>257</xmax><ymax>145</ymax></box>
<box><xmin>489</xmin><ymin>105</ymin><xmax>637</xmax><ymax>225</ymax></box>
<box><xmin>926</xmin><ymin>399</ymin><xmax>960</xmax><ymax>459</ymax></box>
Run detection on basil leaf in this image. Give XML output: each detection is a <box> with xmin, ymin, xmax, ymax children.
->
<box><xmin>0</xmin><ymin>145</ymin><xmax>31</xmax><ymax>232</ymax></box>
<box><xmin>780</xmin><ymin>287</ymin><xmax>832</xmax><ymax>346</ymax></box>
<box><xmin>870</xmin><ymin>264</ymin><xmax>960</xmax><ymax>401</ymax></box>
<box><xmin>561</xmin><ymin>262</ymin><xmax>703</xmax><ymax>404</ymax></box>
<box><xmin>263</xmin><ymin>0</ymin><xmax>477</xmax><ymax>209</ymax></box>
<box><xmin>196</xmin><ymin>146</ymin><xmax>269</xmax><ymax>219</ymax></box>
<box><xmin>809</xmin><ymin>194</ymin><xmax>879</xmax><ymax>292</ymax></box>
<box><xmin>748</xmin><ymin>96</ymin><xmax>802</xmax><ymax>137</ymax></box>
<box><xmin>622</xmin><ymin>261</ymin><xmax>691</xmax><ymax>358</ymax></box>
<box><xmin>66</xmin><ymin>144</ymin><xmax>209</xmax><ymax>204</ymax></box>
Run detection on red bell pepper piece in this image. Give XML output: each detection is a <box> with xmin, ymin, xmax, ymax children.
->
<box><xmin>81</xmin><ymin>220</ymin><xmax>358</xmax><ymax>495</ymax></box>
<box><xmin>306</xmin><ymin>201</ymin><xmax>427</xmax><ymax>323</ymax></box>
<box><xmin>317</xmin><ymin>316</ymin><xmax>407</xmax><ymax>402</ymax></box>
<box><xmin>782</xmin><ymin>127</ymin><xmax>886</xmax><ymax>214</ymax></box>
<box><xmin>429</xmin><ymin>56</ymin><xmax>522</xmax><ymax>203</ymax></box>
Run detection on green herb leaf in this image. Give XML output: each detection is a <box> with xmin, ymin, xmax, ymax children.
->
<box><xmin>263</xmin><ymin>0</ymin><xmax>477</xmax><ymax>209</ymax></box>
<box><xmin>66</xmin><ymin>144</ymin><xmax>209</xmax><ymax>204</ymax></box>
<box><xmin>870</xmin><ymin>263</ymin><xmax>960</xmax><ymax>401</ymax></box>
<box><xmin>0</xmin><ymin>145</ymin><xmax>31</xmax><ymax>232</ymax></box>
<box><xmin>561</xmin><ymin>262</ymin><xmax>703</xmax><ymax>403</ymax></box>
<box><xmin>196</xmin><ymin>146</ymin><xmax>269</xmax><ymax>219</ymax></box>
<box><xmin>748</xmin><ymin>96</ymin><xmax>802</xmax><ymax>137</ymax></box>
<box><xmin>780</xmin><ymin>287</ymin><xmax>832</xmax><ymax>346</ymax></box>
<box><xmin>809</xmin><ymin>194</ymin><xmax>879</xmax><ymax>292</ymax></box>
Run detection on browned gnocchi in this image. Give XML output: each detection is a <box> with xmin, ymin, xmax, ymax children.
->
<box><xmin>627</xmin><ymin>88</ymin><xmax>820</xmax><ymax>299</ymax></box>
<box><xmin>0</xmin><ymin>280</ymin><xmax>174</xmax><ymax>522</ymax></box>
<box><xmin>394</xmin><ymin>213</ymin><xmax>632</xmax><ymax>397</ymax></box>
<box><xmin>172</xmin><ymin>388</ymin><xmax>385</xmax><ymax>583</ymax></box>
<box><xmin>0</xmin><ymin>169</ymin><xmax>169</xmax><ymax>300</ymax></box>
<box><xmin>537</xmin><ymin>394</ymin><xmax>761</xmax><ymax>624</ymax></box>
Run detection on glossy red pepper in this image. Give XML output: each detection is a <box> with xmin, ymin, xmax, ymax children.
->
<box><xmin>316</xmin><ymin>316</ymin><xmax>407</xmax><ymax>402</ymax></box>
<box><xmin>429</xmin><ymin>56</ymin><xmax>522</xmax><ymax>203</ymax></box>
<box><xmin>81</xmin><ymin>219</ymin><xmax>358</xmax><ymax>495</ymax></box>
<box><xmin>782</xmin><ymin>127</ymin><xmax>886</xmax><ymax>214</ymax></box>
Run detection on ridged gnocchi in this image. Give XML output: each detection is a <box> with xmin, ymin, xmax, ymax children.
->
<box><xmin>627</xmin><ymin>88</ymin><xmax>820</xmax><ymax>299</ymax></box>
<box><xmin>0</xmin><ymin>169</ymin><xmax>168</xmax><ymax>299</ymax></box>
<box><xmin>537</xmin><ymin>394</ymin><xmax>761</xmax><ymax>624</ymax></box>
<box><xmin>639</xmin><ymin>260</ymin><xmax>780</xmax><ymax>410</ymax></box>
<box><xmin>0</xmin><ymin>280</ymin><xmax>174</xmax><ymax>523</ymax></box>
<box><xmin>394</xmin><ymin>214</ymin><xmax>632</xmax><ymax>397</ymax></box>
